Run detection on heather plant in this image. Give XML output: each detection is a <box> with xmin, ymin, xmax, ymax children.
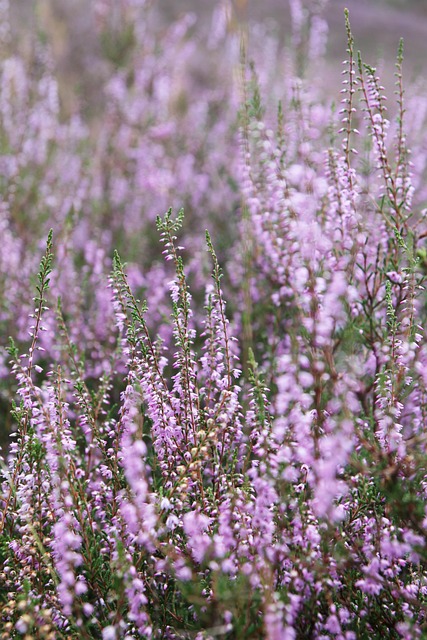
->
<box><xmin>2</xmin><ymin>1</ymin><xmax>427</xmax><ymax>639</ymax></box>
<box><xmin>0</xmin><ymin>0</ymin><xmax>242</xmax><ymax>437</ymax></box>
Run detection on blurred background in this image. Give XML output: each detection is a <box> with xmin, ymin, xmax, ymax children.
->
<box><xmin>8</xmin><ymin>0</ymin><xmax>427</xmax><ymax>118</ymax></box>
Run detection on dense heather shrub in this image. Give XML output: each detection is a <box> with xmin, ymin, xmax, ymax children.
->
<box><xmin>2</xmin><ymin>1</ymin><xmax>427</xmax><ymax>638</ymax></box>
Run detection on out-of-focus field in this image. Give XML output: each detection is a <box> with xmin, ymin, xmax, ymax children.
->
<box><xmin>9</xmin><ymin>0</ymin><xmax>427</xmax><ymax>119</ymax></box>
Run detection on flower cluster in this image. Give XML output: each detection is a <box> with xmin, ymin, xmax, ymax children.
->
<box><xmin>2</xmin><ymin>1</ymin><xmax>427</xmax><ymax>638</ymax></box>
